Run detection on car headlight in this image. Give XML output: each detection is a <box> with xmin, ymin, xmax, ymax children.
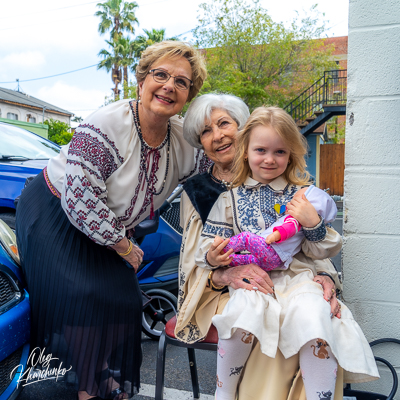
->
<box><xmin>0</xmin><ymin>219</ymin><xmax>20</xmax><ymax>265</ymax></box>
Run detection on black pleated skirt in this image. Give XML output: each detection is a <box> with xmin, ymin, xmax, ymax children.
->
<box><xmin>15</xmin><ymin>171</ymin><xmax>142</xmax><ymax>398</ymax></box>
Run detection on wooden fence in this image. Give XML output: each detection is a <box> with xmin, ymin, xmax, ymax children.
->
<box><xmin>319</xmin><ymin>144</ymin><xmax>345</xmax><ymax>196</ymax></box>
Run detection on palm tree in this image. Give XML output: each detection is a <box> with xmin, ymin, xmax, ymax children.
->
<box><xmin>132</xmin><ymin>28</ymin><xmax>178</xmax><ymax>66</ymax></box>
<box><xmin>96</xmin><ymin>0</ymin><xmax>139</xmax><ymax>99</ymax></box>
<box><xmin>114</xmin><ymin>36</ymin><xmax>136</xmax><ymax>98</ymax></box>
<box><xmin>96</xmin><ymin>0</ymin><xmax>139</xmax><ymax>41</ymax></box>
<box><xmin>98</xmin><ymin>39</ymin><xmax>124</xmax><ymax>100</ymax></box>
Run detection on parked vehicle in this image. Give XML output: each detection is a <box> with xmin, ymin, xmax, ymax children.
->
<box><xmin>139</xmin><ymin>189</ymin><xmax>183</xmax><ymax>339</ymax></box>
<box><xmin>0</xmin><ymin>220</ymin><xmax>30</xmax><ymax>400</ymax></box>
<box><xmin>0</xmin><ymin>122</ymin><xmax>60</xmax><ymax>230</ymax></box>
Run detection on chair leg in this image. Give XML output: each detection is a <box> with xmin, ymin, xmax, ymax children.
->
<box><xmin>188</xmin><ymin>347</ymin><xmax>200</xmax><ymax>399</ymax></box>
<box><xmin>155</xmin><ymin>331</ymin><xmax>167</xmax><ymax>400</ymax></box>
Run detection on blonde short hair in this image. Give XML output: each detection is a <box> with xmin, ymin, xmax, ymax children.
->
<box><xmin>135</xmin><ymin>41</ymin><xmax>207</xmax><ymax>103</ymax></box>
<box><xmin>232</xmin><ymin>106</ymin><xmax>311</xmax><ymax>187</ymax></box>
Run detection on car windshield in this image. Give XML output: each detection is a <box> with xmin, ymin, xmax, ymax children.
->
<box><xmin>0</xmin><ymin>123</ymin><xmax>60</xmax><ymax>159</ymax></box>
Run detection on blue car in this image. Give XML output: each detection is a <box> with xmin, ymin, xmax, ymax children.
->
<box><xmin>0</xmin><ymin>122</ymin><xmax>60</xmax><ymax>230</ymax></box>
<box><xmin>0</xmin><ymin>221</ymin><xmax>30</xmax><ymax>400</ymax></box>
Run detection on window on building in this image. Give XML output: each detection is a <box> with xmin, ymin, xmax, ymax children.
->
<box><xmin>7</xmin><ymin>112</ymin><xmax>18</xmax><ymax>120</ymax></box>
<box><xmin>26</xmin><ymin>114</ymin><xmax>36</xmax><ymax>123</ymax></box>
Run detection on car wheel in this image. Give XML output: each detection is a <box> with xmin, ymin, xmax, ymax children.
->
<box><xmin>142</xmin><ymin>289</ymin><xmax>177</xmax><ymax>340</ymax></box>
<box><xmin>0</xmin><ymin>212</ymin><xmax>16</xmax><ymax>230</ymax></box>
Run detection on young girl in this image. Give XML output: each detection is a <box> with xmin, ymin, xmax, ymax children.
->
<box><xmin>195</xmin><ymin>107</ymin><xmax>379</xmax><ymax>400</ymax></box>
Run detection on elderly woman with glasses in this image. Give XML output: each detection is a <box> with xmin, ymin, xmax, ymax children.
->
<box><xmin>16</xmin><ymin>41</ymin><xmax>207</xmax><ymax>400</ymax></box>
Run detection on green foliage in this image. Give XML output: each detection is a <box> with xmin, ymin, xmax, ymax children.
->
<box><xmin>131</xmin><ymin>28</ymin><xmax>178</xmax><ymax>69</ymax></box>
<box><xmin>96</xmin><ymin>0</ymin><xmax>139</xmax><ymax>40</ymax></box>
<box><xmin>194</xmin><ymin>0</ymin><xmax>337</xmax><ymax>111</ymax></box>
<box><xmin>72</xmin><ymin>116</ymin><xmax>83</xmax><ymax>123</ymax></box>
<box><xmin>326</xmin><ymin>116</ymin><xmax>345</xmax><ymax>144</ymax></box>
<box><xmin>104</xmin><ymin>81</ymin><xmax>137</xmax><ymax>105</ymax></box>
<box><xmin>96</xmin><ymin>0</ymin><xmax>139</xmax><ymax>99</ymax></box>
<box><xmin>44</xmin><ymin>119</ymin><xmax>73</xmax><ymax>145</ymax></box>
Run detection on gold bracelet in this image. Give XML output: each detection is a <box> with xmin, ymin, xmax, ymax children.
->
<box><xmin>207</xmin><ymin>270</ymin><xmax>226</xmax><ymax>292</ymax></box>
<box><xmin>117</xmin><ymin>240</ymin><xmax>133</xmax><ymax>257</ymax></box>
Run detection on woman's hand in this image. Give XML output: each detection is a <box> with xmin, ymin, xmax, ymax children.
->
<box><xmin>206</xmin><ymin>236</ymin><xmax>234</xmax><ymax>267</ymax></box>
<box><xmin>111</xmin><ymin>238</ymin><xmax>144</xmax><ymax>272</ymax></box>
<box><xmin>212</xmin><ymin>264</ymin><xmax>275</xmax><ymax>296</ymax></box>
<box><xmin>286</xmin><ymin>194</ymin><xmax>320</xmax><ymax>228</ymax></box>
<box><xmin>121</xmin><ymin>244</ymin><xmax>144</xmax><ymax>272</ymax></box>
<box><xmin>314</xmin><ymin>275</ymin><xmax>341</xmax><ymax>319</ymax></box>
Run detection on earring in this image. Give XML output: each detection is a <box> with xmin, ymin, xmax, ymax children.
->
<box><xmin>244</xmin><ymin>157</ymin><xmax>247</xmax><ymax>161</ymax></box>
<box><xmin>138</xmin><ymin>95</ymin><xmax>141</xmax><ymax>104</ymax></box>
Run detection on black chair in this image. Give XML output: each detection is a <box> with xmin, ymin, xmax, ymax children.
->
<box><xmin>155</xmin><ymin>315</ymin><xmax>218</xmax><ymax>400</ymax></box>
<box><xmin>343</xmin><ymin>338</ymin><xmax>399</xmax><ymax>400</ymax></box>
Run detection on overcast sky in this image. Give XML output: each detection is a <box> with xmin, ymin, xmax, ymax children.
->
<box><xmin>0</xmin><ymin>0</ymin><xmax>349</xmax><ymax>122</ymax></box>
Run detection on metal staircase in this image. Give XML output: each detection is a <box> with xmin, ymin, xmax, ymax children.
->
<box><xmin>284</xmin><ymin>70</ymin><xmax>347</xmax><ymax>136</ymax></box>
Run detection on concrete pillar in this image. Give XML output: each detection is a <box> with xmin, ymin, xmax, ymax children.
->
<box><xmin>344</xmin><ymin>0</ymin><xmax>400</xmax><ymax>395</ymax></box>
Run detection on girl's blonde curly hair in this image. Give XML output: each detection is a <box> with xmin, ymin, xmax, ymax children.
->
<box><xmin>232</xmin><ymin>106</ymin><xmax>311</xmax><ymax>188</ymax></box>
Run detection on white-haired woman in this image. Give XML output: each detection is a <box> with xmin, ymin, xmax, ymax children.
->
<box><xmin>16</xmin><ymin>41</ymin><xmax>208</xmax><ymax>400</ymax></box>
<box><xmin>176</xmin><ymin>93</ymin><xmax>347</xmax><ymax>400</ymax></box>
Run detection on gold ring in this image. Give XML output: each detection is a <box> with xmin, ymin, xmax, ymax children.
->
<box><xmin>331</xmin><ymin>288</ymin><xmax>335</xmax><ymax>295</ymax></box>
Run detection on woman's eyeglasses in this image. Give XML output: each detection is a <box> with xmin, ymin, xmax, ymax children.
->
<box><xmin>149</xmin><ymin>69</ymin><xmax>193</xmax><ymax>91</ymax></box>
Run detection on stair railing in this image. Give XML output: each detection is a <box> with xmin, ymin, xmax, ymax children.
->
<box><xmin>284</xmin><ymin>70</ymin><xmax>347</xmax><ymax>124</ymax></box>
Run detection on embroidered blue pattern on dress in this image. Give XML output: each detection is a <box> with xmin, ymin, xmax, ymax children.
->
<box><xmin>203</xmin><ymin>221</ymin><xmax>234</xmax><ymax>238</ymax></box>
<box><xmin>303</xmin><ymin>218</ymin><xmax>327</xmax><ymax>242</ymax></box>
<box><xmin>236</xmin><ymin>185</ymin><xmax>262</xmax><ymax>233</ymax></box>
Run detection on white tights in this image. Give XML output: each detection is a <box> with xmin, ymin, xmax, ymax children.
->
<box><xmin>215</xmin><ymin>335</ymin><xmax>337</xmax><ymax>400</ymax></box>
<box><xmin>299</xmin><ymin>339</ymin><xmax>338</xmax><ymax>400</ymax></box>
<box><xmin>215</xmin><ymin>329</ymin><xmax>254</xmax><ymax>400</ymax></box>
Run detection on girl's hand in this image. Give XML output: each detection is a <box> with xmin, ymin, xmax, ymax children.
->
<box><xmin>212</xmin><ymin>264</ymin><xmax>275</xmax><ymax>296</ymax></box>
<box><xmin>266</xmin><ymin>231</ymin><xmax>281</xmax><ymax>244</ymax></box>
<box><xmin>286</xmin><ymin>194</ymin><xmax>320</xmax><ymax>228</ymax></box>
<box><xmin>206</xmin><ymin>236</ymin><xmax>234</xmax><ymax>267</ymax></box>
<box><xmin>314</xmin><ymin>275</ymin><xmax>341</xmax><ymax>319</ymax></box>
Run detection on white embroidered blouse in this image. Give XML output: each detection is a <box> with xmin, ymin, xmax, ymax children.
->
<box><xmin>47</xmin><ymin>99</ymin><xmax>209</xmax><ymax>246</ymax></box>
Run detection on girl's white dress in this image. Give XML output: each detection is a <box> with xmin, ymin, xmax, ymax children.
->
<box><xmin>195</xmin><ymin>176</ymin><xmax>379</xmax><ymax>384</ymax></box>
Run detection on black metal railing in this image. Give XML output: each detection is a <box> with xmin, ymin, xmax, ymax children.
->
<box><xmin>284</xmin><ymin>70</ymin><xmax>347</xmax><ymax>124</ymax></box>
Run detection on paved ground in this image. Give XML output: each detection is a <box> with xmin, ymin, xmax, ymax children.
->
<box><xmin>16</xmin><ymin>332</ymin><xmax>217</xmax><ymax>400</ymax></box>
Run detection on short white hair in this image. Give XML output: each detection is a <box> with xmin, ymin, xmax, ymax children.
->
<box><xmin>183</xmin><ymin>93</ymin><xmax>250</xmax><ymax>149</ymax></box>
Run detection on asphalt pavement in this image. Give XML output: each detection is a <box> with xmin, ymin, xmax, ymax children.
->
<box><xmin>16</xmin><ymin>332</ymin><xmax>217</xmax><ymax>400</ymax></box>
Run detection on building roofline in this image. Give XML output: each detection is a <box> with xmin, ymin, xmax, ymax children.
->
<box><xmin>0</xmin><ymin>98</ymin><xmax>73</xmax><ymax>117</ymax></box>
<box><xmin>0</xmin><ymin>86</ymin><xmax>74</xmax><ymax>116</ymax></box>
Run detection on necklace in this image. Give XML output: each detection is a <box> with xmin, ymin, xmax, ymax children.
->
<box><xmin>133</xmin><ymin>100</ymin><xmax>171</xmax><ymax>217</ymax></box>
<box><xmin>208</xmin><ymin>165</ymin><xmax>233</xmax><ymax>189</ymax></box>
